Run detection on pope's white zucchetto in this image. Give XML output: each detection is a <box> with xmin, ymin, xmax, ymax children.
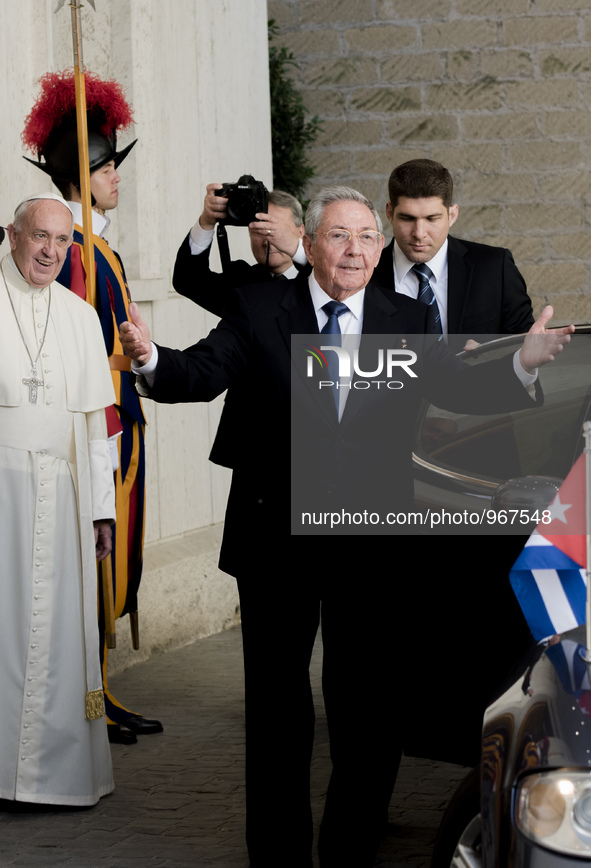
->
<box><xmin>14</xmin><ymin>192</ymin><xmax>74</xmax><ymax>219</ymax></box>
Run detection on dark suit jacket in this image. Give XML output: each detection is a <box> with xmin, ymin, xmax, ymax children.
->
<box><xmin>172</xmin><ymin>234</ymin><xmax>312</xmax><ymax>467</ymax></box>
<box><xmin>144</xmin><ymin>276</ymin><xmax>538</xmax><ymax>575</ymax></box>
<box><xmin>172</xmin><ymin>232</ymin><xmax>312</xmax><ymax>317</ymax></box>
<box><xmin>370</xmin><ymin>236</ymin><xmax>534</xmax><ymax>345</ymax></box>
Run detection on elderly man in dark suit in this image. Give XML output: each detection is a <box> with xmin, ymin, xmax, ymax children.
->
<box><xmin>371</xmin><ymin>158</ymin><xmax>534</xmax><ymax>347</ymax></box>
<box><xmin>121</xmin><ymin>186</ymin><xmax>570</xmax><ymax>868</ymax></box>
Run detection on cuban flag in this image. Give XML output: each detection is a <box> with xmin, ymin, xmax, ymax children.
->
<box><xmin>510</xmin><ymin>454</ymin><xmax>588</xmax><ymax>642</ymax></box>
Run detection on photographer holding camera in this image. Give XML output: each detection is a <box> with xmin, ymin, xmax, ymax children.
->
<box><xmin>173</xmin><ymin>178</ymin><xmax>309</xmax><ymax>316</ymax></box>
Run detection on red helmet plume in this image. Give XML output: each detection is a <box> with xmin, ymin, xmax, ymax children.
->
<box><xmin>22</xmin><ymin>70</ymin><xmax>137</xmax><ymax>182</ymax></box>
<box><xmin>22</xmin><ymin>69</ymin><xmax>134</xmax><ymax>155</ymax></box>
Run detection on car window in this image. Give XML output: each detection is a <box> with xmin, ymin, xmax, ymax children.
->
<box><xmin>415</xmin><ymin>333</ymin><xmax>591</xmax><ymax>485</ymax></box>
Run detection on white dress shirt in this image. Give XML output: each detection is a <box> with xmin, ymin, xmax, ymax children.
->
<box><xmin>308</xmin><ymin>274</ymin><xmax>365</xmax><ymax>420</ymax></box>
<box><xmin>308</xmin><ymin>272</ymin><xmax>364</xmax><ymax>335</ymax></box>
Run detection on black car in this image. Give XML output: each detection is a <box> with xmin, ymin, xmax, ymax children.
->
<box><xmin>413</xmin><ymin>327</ymin><xmax>591</xmax><ymax>532</ymax></box>
<box><xmin>422</xmin><ymin>328</ymin><xmax>591</xmax><ymax>866</ymax></box>
<box><xmin>433</xmin><ymin>626</ymin><xmax>591</xmax><ymax>867</ymax></box>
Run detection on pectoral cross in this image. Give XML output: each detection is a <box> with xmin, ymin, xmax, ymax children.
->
<box><xmin>22</xmin><ymin>366</ymin><xmax>43</xmax><ymax>404</ymax></box>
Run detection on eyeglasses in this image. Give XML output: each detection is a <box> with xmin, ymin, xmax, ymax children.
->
<box><xmin>319</xmin><ymin>229</ymin><xmax>384</xmax><ymax>248</ymax></box>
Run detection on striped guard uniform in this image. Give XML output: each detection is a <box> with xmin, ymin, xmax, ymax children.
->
<box><xmin>58</xmin><ymin>226</ymin><xmax>146</xmax><ymax>725</ymax></box>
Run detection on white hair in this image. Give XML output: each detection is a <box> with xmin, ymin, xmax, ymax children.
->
<box><xmin>305</xmin><ymin>186</ymin><xmax>383</xmax><ymax>237</ymax></box>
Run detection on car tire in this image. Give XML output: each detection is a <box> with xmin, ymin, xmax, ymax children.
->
<box><xmin>431</xmin><ymin>767</ymin><xmax>481</xmax><ymax>868</ymax></box>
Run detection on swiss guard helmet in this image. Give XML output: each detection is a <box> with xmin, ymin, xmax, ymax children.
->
<box><xmin>21</xmin><ymin>70</ymin><xmax>136</xmax><ymax>186</ymax></box>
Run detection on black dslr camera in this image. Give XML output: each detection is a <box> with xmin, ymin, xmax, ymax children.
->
<box><xmin>215</xmin><ymin>174</ymin><xmax>268</xmax><ymax>226</ymax></box>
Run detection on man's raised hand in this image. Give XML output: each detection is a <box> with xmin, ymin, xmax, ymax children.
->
<box><xmin>120</xmin><ymin>302</ymin><xmax>153</xmax><ymax>366</ymax></box>
<box><xmin>519</xmin><ymin>304</ymin><xmax>574</xmax><ymax>374</ymax></box>
<box><xmin>199</xmin><ymin>183</ymin><xmax>228</xmax><ymax>231</ymax></box>
<box><xmin>249</xmin><ymin>207</ymin><xmax>302</xmax><ymax>258</ymax></box>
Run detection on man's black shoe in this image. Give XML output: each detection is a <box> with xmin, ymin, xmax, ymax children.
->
<box><xmin>122</xmin><ymin>716</ymin><xmax>164</xmax><ymax>735</ymax></box>
<box><xmin>107</xmin><ymin>724</ymin><xmax>137</xmax><ymax>745</ymax></box>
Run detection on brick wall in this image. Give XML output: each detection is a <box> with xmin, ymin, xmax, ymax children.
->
<box><xmin>268</xmin><ymin>0</ymin><xmax>591</xmax><ymax>321</ymax></box>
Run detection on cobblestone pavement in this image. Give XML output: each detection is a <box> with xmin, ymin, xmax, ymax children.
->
<box><xmin>0</xmin><ymin>627</ymin><xmax>468</xmax><ymax>867</ymax></box>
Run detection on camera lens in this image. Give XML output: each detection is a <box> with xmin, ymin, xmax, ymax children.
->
<box><xmin>227</xmin><ymin>192</ymin><xmax>256</xmax><ymax>224</ymax></box>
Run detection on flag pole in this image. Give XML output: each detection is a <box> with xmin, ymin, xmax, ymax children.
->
<box><xmin>584</xmin><ymin>421</ymin><xmax>591</xmax><ymax>661</ymax></box>
<box><xmin>55</xmin><ymin>1</ymin><xmax>116</xmax><ymax>645</ymax></box>
<box><xmin>55</xmin><ymin>0</ymin><xmax>97</xmax><ymax>304</ymax></box>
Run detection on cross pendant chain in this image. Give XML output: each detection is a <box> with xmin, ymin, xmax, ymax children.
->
<box><xmin>23</xmin><ymin>364</ymin><xmax>44</xmax><ymax>404</ymax></box>
<box><xmin>2</xmin><ymin>270</ymin><xmax>52</xmax><ymax>405</ymax></box>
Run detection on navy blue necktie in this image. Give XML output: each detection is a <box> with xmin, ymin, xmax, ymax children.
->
<box><xmin>412</xmin><ymin>263</ymin><xmax>442</xmax><ymax>335</ymax></box>
<box><xmin>321</xmin><ymin>301</ymin><xmax>349</xmax><ymax>411</ymax></box>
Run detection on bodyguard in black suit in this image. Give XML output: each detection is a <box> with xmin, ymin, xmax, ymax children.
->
<box><xmin>121</xmin><ymin>188</ymin><xmax>570</xmax><ymax>868</ymax></box>
<box><xmin>373</xmin><ymin>159</ymin><xmax>536</xmax><ymax>762</ymax></box>
<box><xmin>371</xmin><ymin>158</ymin><xmax>534</xmax><ymax>347</ymax></box>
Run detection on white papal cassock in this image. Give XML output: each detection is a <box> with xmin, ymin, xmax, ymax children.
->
<box><xmin>0</xmin><ymin>253</ymin><xmax>116</xmax><ymax>805</ymax></box>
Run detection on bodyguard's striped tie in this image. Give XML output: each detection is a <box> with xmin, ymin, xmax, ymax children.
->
<box><xmin>412</xmin><ymin>263</ymin><xmax>442</xmax><ymax>335</ymax></box>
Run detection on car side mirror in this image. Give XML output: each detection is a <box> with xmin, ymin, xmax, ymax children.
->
<box><xmin>491</xmin><ymin>476</ymin><xmax>561</xmax><ymax>511</ymax></box>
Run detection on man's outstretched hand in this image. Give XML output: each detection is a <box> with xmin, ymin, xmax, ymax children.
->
<box><xmin>120</xmin><ymin>302</ymin><xmax>153</xmax><ymax>366</ymax></box>
<box><xmin>519</xmin><ymin>305</ymin><xmax>574</xmax><ymax>374</ymax></box>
